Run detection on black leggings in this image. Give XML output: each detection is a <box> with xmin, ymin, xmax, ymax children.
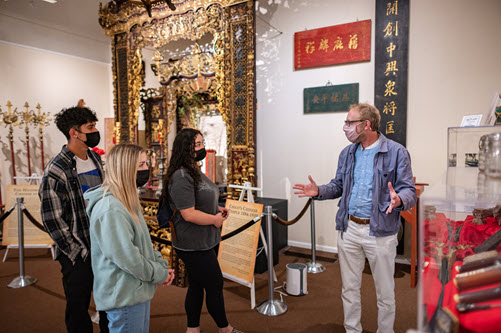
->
<box><xmin>176</xmin><ymin>246</ymin><xmax>229</xmax><ymax>328</ymax></box>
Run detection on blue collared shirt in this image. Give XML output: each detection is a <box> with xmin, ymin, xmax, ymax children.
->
<box><xmin>348</xmin><ymin>139</ymin><xmax>380</xmax><ymax>218</ymax></box>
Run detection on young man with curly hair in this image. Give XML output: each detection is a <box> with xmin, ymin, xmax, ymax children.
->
<box><xmin>39</xmin><ymin>106</ymin><xmax>109</xmax><ymax>333</ymax></box>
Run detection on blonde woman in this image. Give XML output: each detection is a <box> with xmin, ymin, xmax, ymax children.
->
<box><xmin>85</xmin><ymin>143</ymin><xmax>175</xmax><ymax>333</ymax></box>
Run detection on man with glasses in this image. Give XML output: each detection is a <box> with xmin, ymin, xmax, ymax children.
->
<box><xmin>294</xmin><ymin>103</ymin><xmax>416</xmax><ymax>333</ymax></box>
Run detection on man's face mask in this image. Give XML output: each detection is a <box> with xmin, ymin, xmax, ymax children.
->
<box><xmin>343</xmin><ymin>120</ymin><xmax>365</xmax><ymax>143</ymax></box>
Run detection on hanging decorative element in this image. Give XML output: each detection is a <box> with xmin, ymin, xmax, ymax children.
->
<box><xmin>19</xmin><ymin>103</ymin><xmax>35</xmax><ymax>176</ymax></box>
<box><xmin>33</xmin><ymin>103</ymin><xmax>51</xmax><ymax>171</ymax></box>
<box><xmin>1</xmin><ymin>101</ymin><xmax>20</xmax><ymax>184</ymax></box>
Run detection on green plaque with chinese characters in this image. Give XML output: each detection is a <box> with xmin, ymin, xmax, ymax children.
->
<box><xmin>304</xmin><ymin>83</ymin><xmax>359</xmax><ymax>114</ymax></box>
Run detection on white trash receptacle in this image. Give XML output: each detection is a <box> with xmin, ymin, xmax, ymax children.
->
<box><xmin>285</xmin><ymin>263</ymin><xmax>307</xmax><ymax>296</ymax></box>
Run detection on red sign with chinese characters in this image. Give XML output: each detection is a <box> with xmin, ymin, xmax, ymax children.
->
<box><xmin>294</xmin><ymin>20</ymin><xmax>371</xmax><ymax>70</ymax></box>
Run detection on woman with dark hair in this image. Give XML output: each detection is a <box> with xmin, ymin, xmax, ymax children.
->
<box><xmin>159</xmin><ymin>128</ymin><xmax>242</xmax><ymax>333</ymax></box>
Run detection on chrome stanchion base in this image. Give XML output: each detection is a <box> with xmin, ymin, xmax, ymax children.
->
<box><xmin>8</xmin><ymin>275</ymin><xmax>37</xmax><ymax>288</ymax></box>
<box><xmin>306</xmin><ymin>261</ymin><xmax>326</xmax><ymax>274</ymax></box>
<box><xmin>256</xmin><ymin>299</ymin><xmax>288</xmax><ymax>316</ymax></box>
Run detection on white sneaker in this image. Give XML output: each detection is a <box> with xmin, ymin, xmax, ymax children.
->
<box><xmin>90</xmin><ymin>311</ymin><xmax>100</xmax><ymax>324</ymax></box>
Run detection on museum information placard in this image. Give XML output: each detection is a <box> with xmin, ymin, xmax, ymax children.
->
<box><xmin>2</xmin><ymin>185</ymin><xmax>52</xmax><ymax>246</ymax></box>
<box><xmin>218</xmin><ymin>200</ymin><xmax>263</xmax><ymax>284</ymax></box>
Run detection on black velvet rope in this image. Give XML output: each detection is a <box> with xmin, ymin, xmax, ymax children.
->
<box><xmin>150</xmin><ymin>199</ymin><xmax>313</xmax><ymax>246</ymax></box>
<box><xmin>150</xmin><ymin>234</ymin><xmax>172</xmax><ymax>246</ymax></box>
<box><xmin>0</xmin><ymin>204</ymin><xmax>16</xmax><ymax>224</ymax></box>
<box><xmin>221</xmin><ymin>215</ymin><xmax>262</xmax><ymax>241</ymax></box>
<box><xmin>16</xmin><ymin>200</ymin><xmax>311</xmax><ymax>249</ymax></box>
<box><xmin>150</xmin><ymin>215</ymin><xmax>263</xmax><ymax>246</ymax></box>
<box><xmin>21</xmin><ymin>206</ymin><xmax>47</xmax><ymax>232</ymax></box>
<box><xmin>273</xmin><ymin>198</ymin><xmax>312</xmax><ymax>226</ymax></box>
<box><xmin>8</xmin><ymin>203</ymin><xmax>312</xmax><ymax>248</ymax></box>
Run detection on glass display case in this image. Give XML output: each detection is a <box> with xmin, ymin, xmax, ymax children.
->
<box><xmin>418</xmin><ymin>127</ymin><xmax>501</xmax><ymax>333</ymax></box>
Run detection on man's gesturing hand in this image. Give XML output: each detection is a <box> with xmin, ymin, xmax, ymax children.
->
<box><xmin>385</xmin><ymin>182</ymin><xmax>402</xmax><ymax>214</ymax></box>
<box><xmin>293</xmin><ymin>175</ymin><xmax>319</xmax><ymax>198</ymax></box>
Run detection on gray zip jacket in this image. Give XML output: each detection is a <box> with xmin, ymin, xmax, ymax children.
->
<box><xmin>316</xmin><ymin>133</ymin><xmax>417</xmax><ymax>237</ymax></box>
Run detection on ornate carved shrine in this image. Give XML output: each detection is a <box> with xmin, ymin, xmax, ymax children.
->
<box><xmin>99</xmin><ymin>0</ymin><xmax>257</xmax><ymax>286</ymax></box>
<box><xmin>99</xmin><ymin>0</ymin><xmax>257</xmax><ymax>198</ymax></box>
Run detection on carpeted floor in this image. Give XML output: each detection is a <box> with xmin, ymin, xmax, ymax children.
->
<box><xmin>0</xmin><ymin>247</ymin><xmax>417</xmax><ymax>333</ymax></box>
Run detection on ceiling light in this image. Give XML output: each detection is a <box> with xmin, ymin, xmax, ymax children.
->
<box><xmin>42</xmin><ymin>0</ymin><xmax>58</xmax><ymax>3</ymax></box>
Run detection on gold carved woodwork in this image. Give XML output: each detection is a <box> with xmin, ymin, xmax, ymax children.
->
<box><xmin>130</xmin><ymin>48</ymin><xmax>143</xmax><ymax>140</ymax></box>
<box><xmin>100</xmin><ymin>0</ymin><xmax>257</xmax><ymax>199</ymax></box>
<box><xmin>140</xmin><ymin>87</ymin><xmax>165</xmax><ymax>144</ymax></box>
<box><xmin>140</xmin><ymin>88</ymin><xmax>169</xmax><ymax>183</ymax></box>
<box><xmin>141</xmin><ymin>200</ymin><xmax>187</xmax><ymax>287</ymax></box>
<box><xmin>99</xmin><ymin>0</ymin><xmax>248</xmax><ymax>36</ymax></box>
<box><xmin>223</xmin><ymin>1</ymin><xmax>256</xmax><ymax>197</ymax></box>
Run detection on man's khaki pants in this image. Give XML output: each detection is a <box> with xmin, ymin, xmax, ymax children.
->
<box><xmin>338</xmin><ymin>219</ymin><xmax>398</xmax><ymax>333</ymax></box>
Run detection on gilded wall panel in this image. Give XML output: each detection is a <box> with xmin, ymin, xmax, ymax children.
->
<box><xmin>101</xmin><ymin>0</ymin><xmax>256</xmax><ymax>196</ymax></box>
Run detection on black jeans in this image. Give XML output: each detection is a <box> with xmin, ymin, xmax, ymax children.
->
<box><xmin>57</xmin><ymin>253</ymin><xmax>109</xmax><ymax>333</ymax></box>
<box><xmin>176</xmin><ymin>246</ymin><xmax>229</xmax><ymax>328</ymax></box>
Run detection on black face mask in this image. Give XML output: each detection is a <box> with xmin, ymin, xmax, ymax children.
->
<box><xmin>195</xmin><ymin>148</ymin><xmax>207</xmax><ymax>162</ymax></box>
<box><xmin>136</xmin><ymin>169</ymin><xmax>150</xmax><ymax>188</ymax></box>
<box><xmin>77</xmin><ymin>131</ymin><xmax>100</xmax><ymax>148</ymax></box>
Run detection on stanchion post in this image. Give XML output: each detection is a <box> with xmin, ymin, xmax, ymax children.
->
<box><xmin>306</xmin><ymin>200</ymin><xmax>325</xmax><ymax>273</ymax></box>
<box><xmin>8</xmin><ymin>197</ymin><xmax>37</xmax><ymax>288</ymax></box>
<box><xmin>256</xmin><ymin>206</ymin><xmax>287</xmax><ymax>316</ymax></box>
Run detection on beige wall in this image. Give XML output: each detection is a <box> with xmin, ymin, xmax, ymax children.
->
<box><xmin>256</xmin><ymin>0</ymin><xmax>375</xmax><ymax>252</ymax></box>
<box><xmin>0</xmin><ymin>0</ymin><xmax>110</xmax><ymax>64</ymax></box>
<box><xmin>255</xmin><ymin>0</ymin><xmax>501</xmax><ymax>253</ymax></box>
<box><xmin>0</xmin><ymin>42</ymin><xmax>113</xmax><ymax>200</ymax></box>
<box><xmin>407</xmin><ymin>0</ymin><xmax>501</xmax><ymax>187</ymax></box>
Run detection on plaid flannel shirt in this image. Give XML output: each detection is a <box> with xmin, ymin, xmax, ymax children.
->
<box><xmin>39</xmin><ymin>145</ymin><xmax>103</xmax><ymax>261</ymax></box>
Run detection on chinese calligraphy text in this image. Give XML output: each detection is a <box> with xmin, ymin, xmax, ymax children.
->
<box><xmin>304</xmin><ymin>83</ymin><xmax>359</xmax><ymax>114</ymax></box>
<box><xmin>374</xmin><ymin>0</ymin><xmax>409</xmax><ymax>146</ymax></box>
<box><xmin>295</xmin><ymin>20</ymin><xmax>371</xmax><ymax>70</ymax></box>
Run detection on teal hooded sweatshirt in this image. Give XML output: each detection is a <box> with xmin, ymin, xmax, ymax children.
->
<box><xmin>85</xmin><ymin>186</ymin><xmax>169</xmax><ymax>311</ymax></box>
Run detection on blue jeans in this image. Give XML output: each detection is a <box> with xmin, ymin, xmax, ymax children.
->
<box><xmin>106</xmin><ymin>300</ymin><xmax>151</xmax><ymax>333</ymax></box>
